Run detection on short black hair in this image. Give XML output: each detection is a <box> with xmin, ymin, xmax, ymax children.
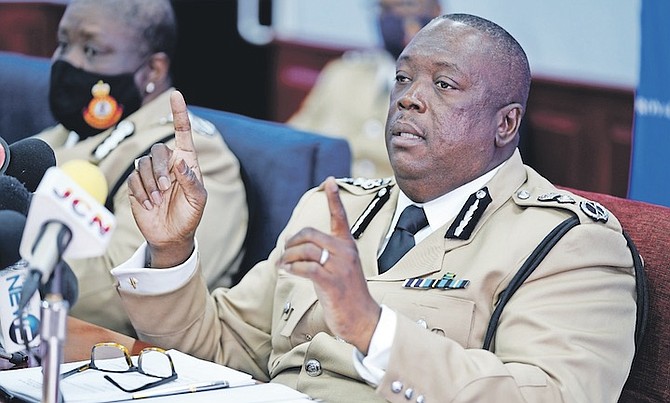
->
<box><xmin>441</xmin><ymin>13</ymin><xmax>531</xmax><ymax>108</ymax></box>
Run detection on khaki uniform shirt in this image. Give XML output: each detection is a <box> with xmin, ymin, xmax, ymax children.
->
<box><xmin>287</xmin><ymin>50</ymin><xmax>395</xmax><ymax>179</ymax></box>
<box><xmin>39</xmin><ymin>89</ymin><xmax>248</xmax><ymax>336</ymax></box>
<box><xmin>119</xmin><ymin>151</ymin><xmax>636</xmax><ymax>402</ymax></box>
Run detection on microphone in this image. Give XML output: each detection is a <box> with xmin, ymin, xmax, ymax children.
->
<box><xmin>0</xmin><ymin>136</ymin><xmax>9</xmax><ymax>175</ymax></box>
<box><xmin>18</xmin><ymin>165</ymin><xmax>115</xmax><ymax>310</ymax></box>
<box><xmin>2</xmin><ymin>137</ymin><xmax>57</xmax><ymax>193</ymax></box>
<box><xmin>40</xmin><ymin>261</ymin><xmax>78</xmax><ymax>307</ymax></box>
<box><xmin>0</xmin><ymin>174</ymin><xmax>32</xmax><ymax>217</ymax></box>
<box><xmin>0</xmin><ymin>210</ymin><xmax>26</xmax><ymax>272</ymax></box>
<box><xmin>0</xmin><ymin>210</ymin><xmax>41</xmax><ymax>355</ymax></box>
<box><xmin>60</xmin><ymin>159</ymin><xmax>109</xmax><ymax>205</ymax></box>
<box><xmin>0</xmin><ymin>176</ymin><xmax>78</xmax><ymax>308</ymax></box>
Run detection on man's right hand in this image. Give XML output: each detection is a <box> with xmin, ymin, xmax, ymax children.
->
<box><xmin>126</xmin><ymin>90</ymin><xmax>207</xmax><ymax>268</ymax></box>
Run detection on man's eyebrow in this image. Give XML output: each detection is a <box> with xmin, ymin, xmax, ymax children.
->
<box><xmin>433</xmin><ymin>60</ymin><xmax>462</xmax><ymax>73</ymax></box>
<box><xmin>397</xmin><ymin>55</ymin><xmax>462</xmax><ymax>72</ymax></box>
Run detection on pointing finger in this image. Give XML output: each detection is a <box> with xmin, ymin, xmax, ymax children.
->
<box><xmin>170</xmin><ymin>90</ymin><xmax>196</xmax><ymax>154</ymax></box>
<box><xmin>324</xmin><ymin>177</ymin><xmax>350</xmax><ymax>239</ymax></box>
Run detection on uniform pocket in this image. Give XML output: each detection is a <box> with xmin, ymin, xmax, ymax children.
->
<box><xmin>381</xmin><ymin>291</ymin><xmax>476</xmax><ymax>346</ymax></box>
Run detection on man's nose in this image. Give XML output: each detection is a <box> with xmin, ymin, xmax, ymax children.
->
<box><xmin>397</xmin><ymin>85</ymin><xmax>426</xmax><ymax>112</ymax></box>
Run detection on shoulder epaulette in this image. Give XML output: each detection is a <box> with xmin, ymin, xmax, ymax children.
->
<box><xmin>513</xmin><ymin>188</ymin><xmax>611</xmax><ymax>224</ymax></box>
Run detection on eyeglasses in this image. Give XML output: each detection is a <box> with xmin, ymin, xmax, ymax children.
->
<box><xmin>60</xmin><ymin>342</ymin><xmax>178</xmax><ymax>393</ymax></box>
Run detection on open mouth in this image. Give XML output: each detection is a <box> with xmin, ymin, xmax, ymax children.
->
<box><xmin>394</xmin><ymin>131</ymin><xmax>422</xmax><ymax>139</ymax></box>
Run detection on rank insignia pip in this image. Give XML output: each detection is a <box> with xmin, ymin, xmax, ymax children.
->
<box><xmin>537</xmin><ymin>192</ymin><xmax>576</xmax><ymax>204</ymax></box>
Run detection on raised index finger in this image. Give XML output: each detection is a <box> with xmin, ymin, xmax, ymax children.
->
<box><xmin>324</xmin><ymin>177</ymin><xmax>351</xmax><ymax>239</ymax></box>
<box><xmin>170</xmin><ymin>90</ymin><xmax>196</xmax><ymax>153</ymax></box>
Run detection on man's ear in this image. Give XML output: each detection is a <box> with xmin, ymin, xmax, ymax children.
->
<box><xmin>147</xmin><ymin>52</ymin><xmax>170</xmax><ymax>84</ymax></box>
<box><xmin>495</xmin><ymin>103</ymin><xmax>523</xmax><ymax>148</ymax></box>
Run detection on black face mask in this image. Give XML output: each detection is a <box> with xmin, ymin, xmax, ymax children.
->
<box><xmin>49</xmin><ymin>60</ymin><xmax>143</xmax><ymax>139</ymax></box>
<box><xmin>378</xmin><ymin>13</ymin><xmax>434</xmax><ymax>59</ymax></box>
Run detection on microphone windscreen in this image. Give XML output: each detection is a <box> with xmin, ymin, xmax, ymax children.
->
<box><xmin>40</xmin><ymin>261</ymin><xmax>78</xmax><ymax>306</ymax></box>
<box><xmin>60</xmin><ymin>160</ymin><xmax>108</xmax><ymax>205</ymax></box>
<box><xmin>5</xmin><ymin>138</ymin><xmax>56</xmax><ymax>193</ymax></box>
<box><xmin>0</xmin><ymin>175</ymin><xmax>31</xmax><ymax>216</ymax></box>
<box><xmin>0</xmin><ymin>210</ymin><xmax>26</xmax><ymax>269</ymax></box>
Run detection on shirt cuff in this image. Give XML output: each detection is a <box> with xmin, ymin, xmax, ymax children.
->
<box><xmin>352</xmin><ymin>304</ymin><xmax>396</xmax><ymax>386</ymax></box>
<box><xmin>111</xmin><ymin>240</ymin><xmax>199</xmax><ymax>295</ymax></box>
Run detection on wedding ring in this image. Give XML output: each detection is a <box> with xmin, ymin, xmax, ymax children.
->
<box><xmin>319</xmin><ymin>248</ymin><xmax>330</xmax><ymax>265</ymax></box>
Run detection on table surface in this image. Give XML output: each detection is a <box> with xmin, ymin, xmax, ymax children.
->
<box><xmin>0</xmin><ymin>316</ymin><xmax>153</xmax><ymax>402</ymax></box>
<box><xmin>3</xmin><ymin>316</ymin><xmax>151</xmax><ymax>370</ymax></box>
<box><xmin>64</xmin><ymin>316</ymin><xmax>152</xmax><ymax>360</ymax></box>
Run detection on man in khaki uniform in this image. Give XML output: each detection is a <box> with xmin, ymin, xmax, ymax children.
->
<box><xmin>35</xmin><ymin>0</ymin><xmax>248</xmax><ymax>336</ymax></box>
<box><xmin>287</xmin><ymin>0</ymin><xmax>442</xmax><ymax>179</ymax></box>
<box><xmin>115</xmin><ymin>14</ymin><xmax>641</xmax><ymax>403</ymax></box>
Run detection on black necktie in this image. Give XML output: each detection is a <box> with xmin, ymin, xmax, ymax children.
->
<box><xmin>377</xmin><ymin>205</ymin><xmax>428</xmax><ymax>273</ymax></box>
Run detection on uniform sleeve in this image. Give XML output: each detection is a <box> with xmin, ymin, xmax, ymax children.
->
<box><xmin>111</xmin><ymin>241</ymin><xmax>198</xmax><ymax>294</ymax></box>
<box><xmin>68</xmin><ymin>128</ymin><xmax>248</xmax><ymax>336</ymax></box>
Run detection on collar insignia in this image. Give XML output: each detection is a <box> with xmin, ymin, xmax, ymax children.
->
<box><xmin>90</xmin><ymin>120</ymin><xmax>135</xmax><ymax>163</ymax></box>
<box><xmin>350</xmin><ymin>185</ymin><xmax>393</xmax><ymax>239</ymax></box>
<box><xmin>445</xmin><ymin>187</ymin><xmax>492</xmax><ymax>240</ymax></box>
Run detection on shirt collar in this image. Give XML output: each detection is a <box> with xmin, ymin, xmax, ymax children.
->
<box><xmin>395</xmin><ymin>159</ymin><xmax>508</xmax><ymax>234</ymax></box>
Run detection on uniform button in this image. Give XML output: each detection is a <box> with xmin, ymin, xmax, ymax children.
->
<box><xmin>283</xmin><ymin>301</ymin><xmax>291</xmax><ymax>314</ymax></box>
<box><xmin>305</xmin><ymin>334</ymin><xmax>312</xmax><ymax>341</ymax></box>
<box><xmin>416</xmin><ymin>319</ymin><xmax>427</xmax><ymax>329</ymax></box>
<box><xmin>404</xmin><ymin>388</ymin><xmax>414</xmax><ymax>399</ymax></box>
<box><xmin>517</xmin><ymin>190</ymin><xmax>530</xmax><ymax>200</ymax></box>
<box><xmin>416</xmin><ymin>395</ymin><xmax>425</xmax><ymax>403</ymax></box>
<box><xmin>305</xmin><ymin>359</ymin><xmax>322</xmax><ymax>377</ymax></box>
<box><xmin>391</xmin><ymin>381</ymin><xmax>403</xmax><ymax>393</ymax></box>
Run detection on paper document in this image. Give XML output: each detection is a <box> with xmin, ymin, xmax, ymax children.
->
<box><xmin>0</xmin><ymin>349</ymin><xmax>312</xmax><ymax>402</ymax></box>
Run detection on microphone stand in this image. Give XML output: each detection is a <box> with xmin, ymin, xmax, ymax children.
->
<box><xmin>40</xmin><ymin>260</ymin><xmax>69</xmax><ymax>403</ymax></box>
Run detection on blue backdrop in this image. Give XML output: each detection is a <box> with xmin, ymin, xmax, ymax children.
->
<box><xmin>628</xmin><ymin>0</ymin><xmax>670</xmax><ymax>207</ymax></box>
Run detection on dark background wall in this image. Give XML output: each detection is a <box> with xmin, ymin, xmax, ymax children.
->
<box><xmin>171</xmin><ymin>0</ymin><xmax>274</xmax><ymax>120</ymax></box>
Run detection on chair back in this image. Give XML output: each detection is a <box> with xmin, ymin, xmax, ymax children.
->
<box><xmin>567</xmin><ymin>188</ymin><xmax>670</xmax><ymax>402</ymax></box>
<box><xmin>188</xmin><ymin>107</ymin><xmax>351</xmax><ymax>281</ymax></box>
<box><xmin>0</xmin><ymin>51</ymin><xmax>56</xmax><ymax>143</ymax></box>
